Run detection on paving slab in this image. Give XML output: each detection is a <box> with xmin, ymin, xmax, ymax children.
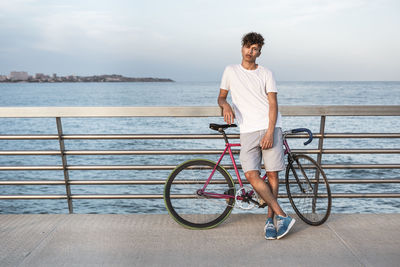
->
<box><xmin>0</xmin><ymin>214</ymin><xmax>68</xmax><ymax>267</ymax></box>
<box><xmin>325</xmin><ymin>214</ymin><xmax>400</xmax><ymax>267</ymax></box>
<box><xmin>0</xmin><ymin>214</ymin><xmax>399</xmax><ymax>266</ymax></box>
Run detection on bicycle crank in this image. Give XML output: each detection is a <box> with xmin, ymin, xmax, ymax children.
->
<box><xmin>235</xmin><ymin>186</ymin><xmax>258</xmax><ymax>210</ymax></box>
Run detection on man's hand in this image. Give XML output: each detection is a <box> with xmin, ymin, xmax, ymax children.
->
<box><xmin>260</xmin><ymin>130</ymin><xmax>274</xmax><ymax>149</ymax></box>
<box><xmin>222</xmin><ymin>103</ymin><xmax>235</xmax><ymax>125</ymax></box>
<box><xmin>218</xmin><ymin>89</ymin><xmax>235</xmax><ymax>124</ymax></box>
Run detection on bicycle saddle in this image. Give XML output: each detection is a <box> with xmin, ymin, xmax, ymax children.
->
<box><xmin>209</xmin><ymin>123</ymin><xmax>237</xmax><ymax>132</ymax></box>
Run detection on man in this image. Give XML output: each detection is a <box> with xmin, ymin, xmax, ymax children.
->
<box><xmin>217</xmin><ymin>32</ymin><xmax>295</xmax><ymax>240</ymax></box>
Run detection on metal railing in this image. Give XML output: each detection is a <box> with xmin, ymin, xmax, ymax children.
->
<box><xmin>0</xmin><ymin>105</ymin><xmax>399</xmax><ymax>213</ymax></box>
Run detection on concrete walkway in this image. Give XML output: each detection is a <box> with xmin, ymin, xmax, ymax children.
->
<box><xmin>0</xmin><ymin>214</ymin><xmax>399</xmax><ymax>267</ymax></box>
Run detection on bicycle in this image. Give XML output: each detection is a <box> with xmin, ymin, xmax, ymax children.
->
<box><xmin>164</xmin><ymin>123</ymin><xmax>331</xmax><ymax>229</ymax></box>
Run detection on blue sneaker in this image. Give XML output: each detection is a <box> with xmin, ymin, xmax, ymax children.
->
<box><xmin>264</xmin><ymin>218</ymin><xmax>277</xmax><ymax>240</ymax></box>
<box><xmin>276</xmin><ymin>215</ymin><xmax>296</xmax><ymax>239</ymax></box>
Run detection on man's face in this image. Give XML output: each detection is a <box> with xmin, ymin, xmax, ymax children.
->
<box><xmin>241</xmin><ymin>43</ymin><xmax>261</xmax><ymax>62</ymax></box>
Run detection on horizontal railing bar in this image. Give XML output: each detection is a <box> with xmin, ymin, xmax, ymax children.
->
<box><xmin>0</xmin><ymin>135</ymin><xmax>59</xmax><ymax>140</ymax></box>
<box><xmin>151</xmin><ymin>193</ymin><xmax>400</xmax><ymax>199</ymax></box>
<box><xmin>288</xmin><ymin>133</ymin><xmax>400</xmax><ymax>138</ymax></box>
<box><xmin>70</xmin><ymin>195</ymin><xmax>164</xmax><ymax>199</ymax></box>
<box><xmin>0</xmin><ymin>133</ymin><xmax>399</xmax><ymax>140</ymax></box>
<box><xmin>0</xmin><ymin>151</ymin><xmax>61</xmax><ymax>155</ymax></box>
<box><xmin>69</xmin><ymin>164</ymin><xmax>400</xmax><ymax>170</ymax></box>
<box><xmin>322</xmin><ymin>133</ymin><xmax>400</xmax><ymax>138</ymax></box>
<box><xmin>0</xmin><ymin>166</ymin><xmax>64</xmax><ymax>171</ymax></box>
<box><xmin>0</xmin><ymin>180</ymin><xmax>66</xmax><ymax>185</ymax></box>
<box><xmin>281</xmin><ymin>105</ymin><xmax>400</xmax><ymax>116</ymax></box>
<box><xmin>1</xmin><ymin>178</ymin><xmax>399</xmax><ymax>186</ymax></box>
<box><xmin>330</xmin><ymin>193</ymin><xmax>400</xmax><ymax>198</ymax></box>
<box><xmin>0</xmin><ymin>180</ymin><xmax>172</xmax><ymax>185</ymax></box>
<box><xmin>70</xmin><ymin>179</ymin><xmax>398</xmax><ymax>185</ymax></box>
<box><xmin>0</xmin><ymin>105</ymin><xmax>399</xmax><ymax>117</ymax></box>
<box><xmin>0</xmin><ymin>134</ymin><xmax>234</xmax><ymax>140</ymax></box>
<box><xmin>1</xmin><ymin>193</ymin><xmax>400</xmax><ymax>200</ymax></box>
<box><xmin>323</xmin><ymin>179</ymin><xmax>400</xmax><ymax>183</ymax></box>
<box><xmin>0</xmin><ymin>106</ymin><xmax>222</xmax><ymax>118</ymax></box>
<box><xmin>66</xmin><ymin>166</ymin><xmax>176</xmax><ymax>170</ymax></box>
<box><xmin>57</xmin><ymin>133</ymin><xmax>400</xmax><ymax>139</ymax></box>
<box><xmin>1</xmin><ymin>148</ymin><xmax>399</xmax><ymax>156</ymax></box>
<box><xmin>64</xmin><ymin>134</ymin><xmax>234</xmax><ymax>139</ymax></box>
<box><xmin>317</xmin><ymin>149</ymin><xmax>400</xmax><ymax>154</ymax></box>
<box><xmin>64</xmin><ymin>150</ymin><xmax>239</xmax><ymax>155</ymax></box>
<box><xmin>292</xmin><ymin>149</ymin><xmax>400</xmax><ymax>154</ymax></box>
<box><xmin>0</xmin><ymin>195</ymin><xmax>67</xmax><ymax>199</ymax></box>
<box><xmin>73</xmin><ymin>193</ymin><xmax>400</xmax><ymax>199</ymax></box>
<box><xmin>66</xmin><ymin>148</ymin><xmax>397</xmax><ymax>155</ymax></box>
<box><xmin>285</xmin><ymin>193</ymin><xmax>400</xmax><ymax>198</ymax></box>
<box><xmin>320</xmin><ymin>164</ymin><xmax>400</xmax><ymax>169</ymax></box>
<box><xmin>66</xmin><ymin>164</ymin><xmax>400</xmax><ymax>170</ymax></box>
<box><xmin>286</xmin><ymin>133</ymin><xmax>400</xmax><ymax>138</ymax></box>
<box><xmin>70</xmin><ymin>180</ymin><xmax>167</xmax><ymax>185</ymax></box>
<box><xmin>1</xmin><ymin>164</ymin><xmax>399</xmax><ymax>171</ymax></box>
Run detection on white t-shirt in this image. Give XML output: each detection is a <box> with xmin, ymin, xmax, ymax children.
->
<box><xmin>220</xmin><ymin>64</ymin><xmax>282</xmax><ymax>133</ymax></box>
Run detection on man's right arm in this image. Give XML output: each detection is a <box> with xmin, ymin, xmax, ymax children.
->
<box><xmin>218</xmin><ymin>89</ymin><xmax>235</xmax><ymax>124</ymax></box>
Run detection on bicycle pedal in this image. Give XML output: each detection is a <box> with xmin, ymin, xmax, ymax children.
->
<box><xmin>258</xmin><ymin>203</ymin><xmax>268</xmax><ymax>208</ymax></box>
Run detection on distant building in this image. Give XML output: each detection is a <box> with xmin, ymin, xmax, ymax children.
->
<box><xmin>10</xmin><ymin>71</ymin><xmax>29</xmax><ymax>81</ymax></box>
<box><xmin>0</xmin><ymin>75</ymin><xmax>8</xmax><ymax>81</ymax></box>
<box><xmin>35</xmin><ymin>73</ymin><xmax>45</xmax><ymax>79</ymax></box>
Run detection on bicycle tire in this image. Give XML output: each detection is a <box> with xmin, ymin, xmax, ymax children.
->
<box><xmin>164</xmin><ymin>159</ymin><xmax>236</xmax><ymax>229</ymax></box>
<box><xmin>285</xmin><ymin>154</ymin><xmax>331</xmax><ymax>226</ymax></box>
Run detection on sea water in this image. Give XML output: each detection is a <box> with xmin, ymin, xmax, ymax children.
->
<box><xmin>0</xmin><ymin>81</ymin><xmax>399</xmax><ymax>214</ymax></box>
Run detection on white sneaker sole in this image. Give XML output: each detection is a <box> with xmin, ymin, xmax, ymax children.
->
<box><xmin>277</xmin><ymin>218</ymin><xmax>296</xmax><ymax>240</ymax></box>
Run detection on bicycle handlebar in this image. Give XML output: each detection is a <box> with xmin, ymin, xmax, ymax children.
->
<box><xmin>290</xmin><ymin>128</ymin><xmax>313</xmax><ymax>145</ymax></box>
<box><xmin>210</xmin><ymin>123</ymin><xmax>313</xmax><ymax>145</ymax></box>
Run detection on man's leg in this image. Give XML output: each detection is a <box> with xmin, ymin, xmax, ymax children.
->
<box><xmin>245</xmin><ymin>170</ymin><xmax>286</xmax><ymax>217</ymax></box>
<box><xmin>266</xmin><ymin>171</ymin><xmax>279</xmax><ymax>219</ymax></box>
<box><xmin>241</xmin><ymin>129</ymin><xmax>295</xmax><ymax>239</ymax></box>
<box><xmin>262</xmin><ymin>128</ymin><xmax>285</xmax><ymax>219</ymax></box>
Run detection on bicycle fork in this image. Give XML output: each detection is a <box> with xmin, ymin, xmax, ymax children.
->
<box><xmin>288</xmin><ymin>155</ymin><xmax>319</xmax><ymax>213</ymax></box>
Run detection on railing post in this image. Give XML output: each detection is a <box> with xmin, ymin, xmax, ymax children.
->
<box><xmin>317</xmin><ymin>116</ymin><xmax>326</xmax><ymax>166</ymax></box>
<box><xmin>56</xmin><ymin>117</ymin><xmax>73</xmax><ymax>213</ymax></box>
<box><xmin>312</xmin><ymin>115</ymin><xmax>327</xmax><ymax>212</ymax></box>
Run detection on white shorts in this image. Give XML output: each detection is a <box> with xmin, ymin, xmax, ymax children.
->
<box><xmin>239</xmin><ymin>127</ymin><xmax>285</xmax><ymax>173</ymax></box>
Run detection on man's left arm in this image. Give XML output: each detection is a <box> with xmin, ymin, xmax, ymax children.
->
<box><xmin>260</xmin><ymin>92</ymin><xmax>278</xmax><ymax>149</ymax></box>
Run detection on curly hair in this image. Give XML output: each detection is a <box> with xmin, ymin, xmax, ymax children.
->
<box><xmin>241</xmin><ymin>32</ymin><xmax>264</xmax><ymax>48</ymax></box>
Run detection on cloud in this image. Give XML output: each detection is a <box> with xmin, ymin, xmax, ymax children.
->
<box><xmin>32</xmin><ymin>10</ymin><xmax>127</xmax><ymax>53</ymax></box>
<box><xmin>0</xmin><ymin>0</ymin><xmax>37</xmax><ymax>11</ymax></box>
<box><xmin>28</xmin><ymin>8</ymin><xmax>176</xmax><ymax>61</ymax></box>
<box><xmin>2</xmin><ymin>0</ymin><xmax>368</xmax><ymax>56</ymax></box>
<box><xmin>251</xmin><ymin>0</ymin><xmax>368</xmax><ymax>27</ymax></box>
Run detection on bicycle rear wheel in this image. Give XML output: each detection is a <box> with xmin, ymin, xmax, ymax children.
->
<box><xmin>285</xmin><ymin>154</ymin><xmax>331</xmax><ymax>225</ymax></box>
<box><xmin>164</xmin><ymin>159</ymin><xmax>235</xmax><ymax>229</ymax></box>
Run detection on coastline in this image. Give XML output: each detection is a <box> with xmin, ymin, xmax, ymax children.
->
<box><xmin>0</xmin><ymin>74</ymin><xmax>174</xmax><ymax>83</ymax></box>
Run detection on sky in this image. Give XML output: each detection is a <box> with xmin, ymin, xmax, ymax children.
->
<box><xmin>0</xmin><ymin>0</ymin><xmax>399</xmax><ymax>81</ymax></box>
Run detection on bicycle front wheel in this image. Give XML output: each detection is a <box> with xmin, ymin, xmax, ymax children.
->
<box><xmin>164</xmin><ymin>159</ymin><xmax>235</xmax><ymax>229</ymax></box>
<box><xmin>285</xmin><ymin>154</ymin><xmax>331</xmax><ymax>226</ymax></box>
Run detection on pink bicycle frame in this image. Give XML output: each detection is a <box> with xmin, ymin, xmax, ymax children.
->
<box><xmin>199</xmin><ymin>141</ymin><xmax>271</xmax><ymax>201</ymax></box>
<box><xmin>202</xmin><ymin>142</ymin><xmax>242</xmax><ymax>188</ymax></box>
<box><xmin>198</xmin><ymin>135</ymin><xmax>291</xmax><ymax>201</ymax></box>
